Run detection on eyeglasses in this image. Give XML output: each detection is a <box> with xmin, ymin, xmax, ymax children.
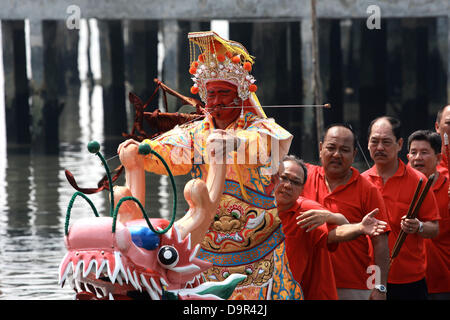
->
<box><xmin>279</xmin><ymin>175</ymin><xmax>303</xmax><ymax>187</ymax></box>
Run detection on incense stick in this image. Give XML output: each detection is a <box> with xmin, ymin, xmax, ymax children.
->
<box><xmin>218</xmin><ymin>103</ymin><xmax>331</xmax><ymax>109</ymax></box>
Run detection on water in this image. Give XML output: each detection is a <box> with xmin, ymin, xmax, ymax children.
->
<box><xmin>0</xmin><ymin>19</ymin><xmax>192</xmax><ymax>300</ymax></box>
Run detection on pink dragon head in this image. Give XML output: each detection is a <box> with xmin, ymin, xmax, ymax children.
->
<box><xmin>59</xmin><ymin>140</ymin><xmax>245</xmax><ymax>300</ymax></box>
<box><xmin>59</xmin><ymin>216</ymin><xmax>245</xmax><ymax>300</ymax></box>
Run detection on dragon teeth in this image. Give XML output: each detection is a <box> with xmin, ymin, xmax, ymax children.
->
<box><xmin>96</xmin><ymin>260</ymin><xmax>107</xmax><ymax>279</ymax></box>
<box><xmin>149</xmin><ymin>276</ymin><xmax>162</xmax><ymax>296</ymax></box>
<box><xmin>140</xmin><ymin>275</ymin><xmax>160</xmax><ymax>300</ymax></box>
<box><xmin>73</xmin><ymin>260</ymin><xmax>83</xmax><ymax>279</ymax></box>
<box><xmin>83</xmin><ymin>260</ymin><xmax>97</xmax><ymax>278</ymax></box>
<box><xmin>160</xmin><ymin>277</ymin><xmax>168</xmax><ymax>287</ymax></box>
<box><xmin>127</xmin><ymin>268</ymin><xmax>139</xmax><ymax>291</ymax></box>
<box><xmin>116</xmin><ymin>273</ymin><xmax>123</xmax><ymax>286</ymax></box>
<box><xmin>59</xmin><ymin>250</ymin><xmax>171</xmax><ymax>301</ymax></box>
<box><xmin>74</xmin><ymin>279</ymin><xmax>83</xmax><ymax>292</ymax></box>
<box><xmin>95</xmin><ymin>287</ymin><xmax>105</xmax><ymax>298</ymax></box>
<box><xmin>133</xmin><ymin>270</ymin><xmax>142</xmax><ymax>292</ymax></box>
<box><xmin>59</xmin><ymin>261</ymin><xmax>73</xmax><ymax>287</ymax></box>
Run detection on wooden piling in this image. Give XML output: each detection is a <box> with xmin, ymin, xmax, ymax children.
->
<box><xmin>160</xmin><ymin>19</ymin><xmax>180</xmax><ymax>113</ymax></box>
<box><xmin>1</xmin><ymin>20</ymin><xmax>31</xmax><ymax>146</ymax></box>
<box><xmin>28</xmin><ymin>19</ymin><xmax>65</xmax><ymax>154</ymax></box>
<box><xmin>340</xmin><ymin>19</ymin><xmax>361</xmax><ymax>133</ymax></box>
<box><xmin>98</xmin><ymin>20</ymin><xmax>128</xmax><ymax>143</ymax></box>
<box><xmin>320</xmin><ymin>19</ymin><xmax>343</xmax><ymax>125</ymax></box>
<box><xmin>300</xmin><ymin>14</ymin><xmax>318</xmax><ymax>162</ymax></box>
<box><xmin>399</xmin><ymin>19</ymin><xmax>429</xmax><ymax>142</ymax></box>
<box><xmin>358</xmin><ymin>19</ymin><xmax>387</xmax><ymax>143</ymax></box>
<box><xmin>125</xmin><ymin>20</ymin><xmax>159</xmax><ymax>103</ymax></box>
<box><xmin>430</xmin><ymin>17</ymin><xmax>448</xmax><ymax>118</ymax></box>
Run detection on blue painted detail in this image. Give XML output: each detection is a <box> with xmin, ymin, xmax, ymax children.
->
<box><xmin>128</xmin><ymin>225</ymin><xmax>160</xmax><ymax>250</ymax></box>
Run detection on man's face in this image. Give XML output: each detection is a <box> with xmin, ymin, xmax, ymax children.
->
<box><xmin>274</xmin><ymin>161</ymin><xmax>305</xmax><ymax>209</ymax></box>
<box><xmin>368</xmin><ymin>119</ymin><xmax>403</xmax><ymax>166</ymax></box>
<box><xmin>435</xmin><ymin>105</ymin><xmax>450</xmax><ymax>145</ymax></box>
<box><xmin>407</xmin><ymin>140</ymin><xmax>441</xmax><ymax>178</ymax></box>
<box><xmin>205</xmin><ymin>81</ymin><xmax>241</xmax><ymax>123</ymax></box>
<box><xmin>319</xmin><ymin>126</ymin><xmax>356</xmax><ymax>177</ymax></box>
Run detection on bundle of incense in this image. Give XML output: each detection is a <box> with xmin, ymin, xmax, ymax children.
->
<box><xmin>389</xmin><ymin>174</ymin><xmax>434</xmax><ymax>267</ymax></box>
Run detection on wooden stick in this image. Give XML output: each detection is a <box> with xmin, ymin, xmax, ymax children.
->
<box><xmin>390</xmin><ymin>174</ymin><xmax>434</xmax><ymax>266</ymax></box>
<box><xmin>389</xmin><ymin>178</ymin><xmax>422</xmax><ymax>261</ymax></box>
<box><xmin>409</xmin><ymin>173</ymin><xmax>435</xmax><ymax>219</ymax></box>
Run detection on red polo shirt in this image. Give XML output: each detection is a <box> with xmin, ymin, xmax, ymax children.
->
<box><xmin>426</xmin><ymin>170</ymin><xmax>450</xmax><ymax>293</ymax></box>
<box><xmin>362</xmin><ymin>160</ymin><xmax>440</xmax><ymax>284</ymax></box>
<box><xmin>437</xmin><ymin>148</ymin><xmax>449</xmax><ymax>176</ymax></box>
<box><xmin>278</xmin><ymin>197</ymin><xmax>338</xmax><ymax>300</ymax></box>
<box><xmin>302</xmin><ymin>164</ymin><xmax>390</xmax><ymax>290</ymax></box>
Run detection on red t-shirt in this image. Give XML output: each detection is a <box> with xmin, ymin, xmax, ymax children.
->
<box><xmin>426</xmin><ymin>169</ymin><xmax>450</xmax><ymax>293</ymax></box>
<box><xmin>437</xmin><ymin>147</ymin><xmax>449</xmax><ymax>176</ymax></box>
<box><xmin>362</xmin><ymin>160</ymin><xmax>440</xmax><ymax>284</ymax></box>
<box><xmin>278</xmin><ymin>197</ymin><xmax>338</xmax><ymax>300</ymax></box>
<box><xmin>301</xmin><ymin>164</ymin><xmax>390</xmax><ymax>290</ymax></box>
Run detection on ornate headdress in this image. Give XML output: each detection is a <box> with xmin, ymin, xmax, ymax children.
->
<box><xmin>188</xmin><ymin>31</ymin><xmax>266</xmax><ymax>118</ymax></box>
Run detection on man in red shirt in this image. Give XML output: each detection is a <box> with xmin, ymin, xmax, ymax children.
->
<box><xmin>362</xmin><ymin>116</ymin><xmax>440</xmax><ymax>300</ymax></box>
<box><xmin>275</xmin><ymin>155</ymin><xmax>388</xmax><ymax>300</ymax></box>
<box><xmin>301</xmin><ymin>124</ymin><xmax>390</xmax><ymax>300</ymax></box>
<box><xmin>408</xmin><ymin>130</ymin><xmax>450</xmax><ymax>300</ymax></box>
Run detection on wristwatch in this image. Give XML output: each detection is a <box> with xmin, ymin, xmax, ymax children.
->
<box><xmin>418</xmin><ymin>220</ymin><xmax>424</xmax><ymax>233</ymax></box>
<box><xmin>374</xmin><ymin>284</ymin><xmax>387</xmax><ymax>293</ymax></box>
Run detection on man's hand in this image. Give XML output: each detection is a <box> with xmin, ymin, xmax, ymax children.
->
<box><xmin>296</xmin><ymin>209</ymin><xmax>349</xmax><ymax>232</ymax></box>
<box><xmin>400</xmin><ymin>215</ymin><xmax>420</xmax><ymax>234</ymax></box>
<box><xmin>359</xmin><ymin>208</ymin><xmax>387</xmax><ymax>236</ymax></box>
<box><xmin>296</xmin><ymin>209</ymin><xmax>331</xmax><ymax>232</ymax></box>
<box><xmin>117</xmin><ymin>139</ymin><xmax>144</xmax><ymax>169</ymax></box>
<box><xmin>206</xmin><ymin>129</ymin><xmax>241</xmax><ymax>163</ymax></box>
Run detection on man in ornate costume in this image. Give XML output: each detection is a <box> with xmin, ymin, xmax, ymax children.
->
<box><xmin>116</xmin><ymin>31</ymin><xmax>302</xmax><ymax>300</ymax></box>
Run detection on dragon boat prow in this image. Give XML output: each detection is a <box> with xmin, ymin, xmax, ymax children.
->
<box><xmin>59</xmin><ymin>140</ymin><xmax>245</xmax><ymax>300</ymax></box>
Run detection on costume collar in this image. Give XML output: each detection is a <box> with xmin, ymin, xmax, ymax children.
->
<box><xmin>204</xmin><ymin>111</ymin><xmax>255</xmax><ymax>130</ymax></box>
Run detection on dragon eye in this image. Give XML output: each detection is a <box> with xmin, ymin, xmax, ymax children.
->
<box><xmin>158</xmin><ymin>246</ymin><xmax>179</xmax><ymax>268</ymax></box>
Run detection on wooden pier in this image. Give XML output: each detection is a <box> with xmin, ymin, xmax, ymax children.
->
<box><xmin>1</xmin><ymin>0</ymin><xmax>449</xmax><ymax>162</ymax></box>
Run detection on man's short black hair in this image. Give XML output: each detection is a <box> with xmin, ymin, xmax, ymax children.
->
<box><xmin>368</xmin><ymin>116</ymin><xmax>402</xmax><ymax>141</ymax></box>
<box><xmin>407</xmin><ymin>130</ymin><xmax>442</xmax><ymax>155</ymax></box>
<box><xmin>436</xmin><ymin>105</ymin><xmax>450</xmax><ymax>124</ymax></box>
<box><xmin>322</xmin><ymin>123</ymin><xmax>357</xmax><ymax>149</ymax></box>
<box><xmin>282</xmin><ymin>154</ymin><xmax>308</xmax><ymax>185</ymax></box>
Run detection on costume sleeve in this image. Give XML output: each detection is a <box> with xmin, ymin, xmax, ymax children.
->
<box><xmin>235</xmin><ymin>117</ymin><xmax>293</xmax><ymax>172</ymax></box>
<box><xmin>141</xmin><ymin>127</ymin><xmax>193</xmax><ymax>176</ymax></box>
